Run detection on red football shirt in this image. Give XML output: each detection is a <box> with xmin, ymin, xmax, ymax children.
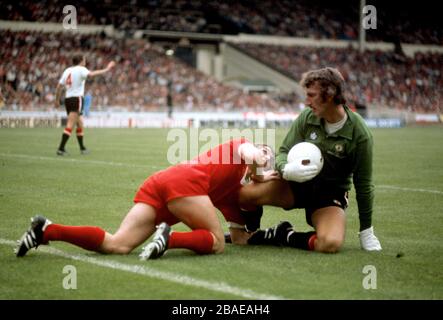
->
<box><xmin>192</xmin><ymin>137</ymin><xmax>248</xmax><ymax>206</ymax></box>
<box><xmin>134</xmin><ymin>138</ymin><xmax>249</xmax><ymax>225</ymax></box>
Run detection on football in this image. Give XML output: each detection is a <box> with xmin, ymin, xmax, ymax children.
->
<box><xmin>287</xmin><ymin>142</ymin><xmax>324</xmax><ymax>174</ymax></box>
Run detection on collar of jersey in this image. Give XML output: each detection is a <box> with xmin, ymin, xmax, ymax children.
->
<box><xmin>306</xmin><ymin>105</ymin><xmax>354</xmax><ymax>140</ymax></box>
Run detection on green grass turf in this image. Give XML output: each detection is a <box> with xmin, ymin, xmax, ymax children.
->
<box><xmin>0</xmin><ymin>127</ymin><xmax>442</xmax><ymax>299</ymax></box>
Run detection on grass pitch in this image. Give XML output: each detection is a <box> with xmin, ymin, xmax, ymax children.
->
<box><xmin>0</xmin><ymin>126</ymin><xmax>442</xmax><ymax>300</ymax></box>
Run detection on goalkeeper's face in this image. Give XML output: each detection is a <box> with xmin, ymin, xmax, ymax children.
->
<box><xmin>305</xmin><ymin>83</ymin><xmax>329</xmax><ymax>118</ymax></box>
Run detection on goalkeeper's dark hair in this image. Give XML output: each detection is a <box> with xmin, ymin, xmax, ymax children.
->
<box><xmin>300</xmin><ymin>67</ymin><xmax>346</xmax><ymax>105</ymax></box>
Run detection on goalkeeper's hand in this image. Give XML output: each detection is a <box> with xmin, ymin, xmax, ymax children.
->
<box><xmin>359</xmin><ymin>226</ymin><xmax>382</xmax><ymax>251</ymax></box>
<box><xmin>282</xmin><ymin>161</ymin><xmax>318</xmax><ymax>183</ymax></box>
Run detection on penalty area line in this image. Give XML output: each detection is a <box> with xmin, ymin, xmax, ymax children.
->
<box><xmin>0</xmin><ymin>238</ymin><xmax>286</xmax><ymax>300</ymax></box>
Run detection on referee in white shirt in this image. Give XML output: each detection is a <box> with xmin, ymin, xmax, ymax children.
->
<box><xmin>55</xmin><ymin>54</ymin><xmax>115</xmax><ymax>155</ymax></box>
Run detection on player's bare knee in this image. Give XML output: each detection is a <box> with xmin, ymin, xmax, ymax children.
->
<box><xmin>316</xmin><ymin>235</ymin><xmax>343</xmax><ymax>253</ymax></box>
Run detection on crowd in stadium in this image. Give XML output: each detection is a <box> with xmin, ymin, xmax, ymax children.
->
<box><xmin>235</xmin><ymin>43</ymin><xmax>443</xmax><ymax>113</ymax></box>
<box><xmin>0</xmin><ymin>31</ymin><xmax>292</xmax><ymax>112</ymax></box>
<box><xmin>2</xmin><ymin>0</ymin><xmax>441</xmax><ymax>45</ymax></box>
<box><xmin>0</xmin><ymin>1</ymin><xmax>441</xmax><ymax>113</ymax></box>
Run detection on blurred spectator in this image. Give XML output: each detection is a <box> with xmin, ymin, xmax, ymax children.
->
<box><xmin>83</xmin><ymin>91</ymin><xmax>92</xmax><ymax>117</ymax></box>
<box><xmin>0</xmin><ymin>87</ymin><xmax>5</xmax><ymax>110</ymax></box>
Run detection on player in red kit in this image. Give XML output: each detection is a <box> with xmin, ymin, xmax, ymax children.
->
<box><xmin>15</xmin><ymin>139</ymin><xmax>277</xmax><ymax>260</ymax></box>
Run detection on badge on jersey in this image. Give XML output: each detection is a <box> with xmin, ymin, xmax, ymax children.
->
<box><xmin>335</xmin><ymin>144</ymin><xmax>344</xmax><ymax>153</ymax></box>
<box><xmin>310</xmin><ymin>131</ymin><xmax>318</xmax><ymax>140</ymax></box>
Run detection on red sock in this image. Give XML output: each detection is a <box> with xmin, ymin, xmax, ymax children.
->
<box><xmin>308</xmin><ymin>233</ymin><xmax>317</xmax><ymax>251</ymax></box>
<box><xmin>43</xmin><ymin>224</ymin><xmax>105</xmax><ymax>251</ymax></box>
<box><xmin>168</xmin><ymin>229</ymin><xmax>214</xmax><ymax>254</ymax></box>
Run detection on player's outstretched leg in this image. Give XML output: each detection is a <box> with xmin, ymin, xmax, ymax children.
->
<box><xmin>16</xmin><ymin>204</ymin><xmax>156</xmax><ymax>257</ymax></box>
<box><xmin>15</xmin><ymin>215</ymin><xmax>52</xmax><ymax>257</ymax></box>
<box><xmin>139</xmin><ymin>222</ymin><xmax>171</xmax><ymax>260</ymax></box>
<box><xmin>16</xmin><ymin>215</ymin><xmax>107</xmax><ymax>257</ymax></box>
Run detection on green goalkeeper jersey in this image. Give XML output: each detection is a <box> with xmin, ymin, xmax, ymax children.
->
<box><xmin>276</xmin><ymin>105</ymin><xmax>374</xmax><ymax>231</ymax></box>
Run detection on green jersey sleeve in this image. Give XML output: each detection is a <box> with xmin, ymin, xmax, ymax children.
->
<box><xmin>352</xmin><ymin>129</ymin><xmax>375</xmax><ymax>231</ymax></box>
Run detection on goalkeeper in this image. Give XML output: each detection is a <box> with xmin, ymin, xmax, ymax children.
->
<box><xmin>238</xmin><ymin>67</ymin><xmax>382</xmax><ymax>253</ymax></box>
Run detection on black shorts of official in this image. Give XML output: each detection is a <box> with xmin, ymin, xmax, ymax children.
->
<box><xmin>64</xmin><ymin>96</ymin><xmax>84</xmax><ymax>115</ymax></box>
<box><xmin>287</xmin><ymin>180</ymin><xmax>349</xmax><ymax>227</ymax></box>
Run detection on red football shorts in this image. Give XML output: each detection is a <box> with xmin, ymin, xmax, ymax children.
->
<box><xmin>134</xmin><ymin>164</ymin><xmax>209</xmax><ymax>226</ymax></box>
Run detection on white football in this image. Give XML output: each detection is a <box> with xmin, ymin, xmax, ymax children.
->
<box><xmin>287</xmin><ymin>142</ymin><xmax>324</xmax><ymax>174</ymax></box>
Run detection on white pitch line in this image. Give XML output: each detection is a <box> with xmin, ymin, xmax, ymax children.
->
<box><xmin>0</xmin><ymin>239</ymin><xmax>285</xmax><ymax>300</ymax></box>
<box><xmin>2</xmin><ymin>152</ymin><xmax>442</xmax><ymax>196</ymax></box>
<box><xmin>0</xmin><ymin>152</ymin><xmax>164</xmax><ymax>170</ymax></box>
<box><xmin>378</xmin><ymin>185</ymin><xmax>443</xmax><ymax>195</ymax></box>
